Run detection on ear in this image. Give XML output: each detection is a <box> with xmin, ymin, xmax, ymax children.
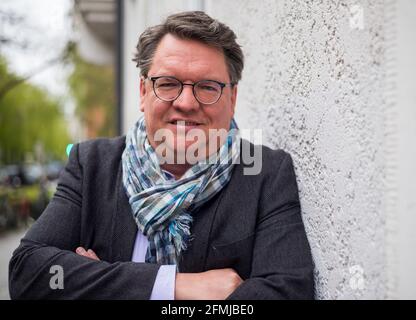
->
<box><xmin>139</xmin><ymin>77</ymin><xmax>146</xmax><ymax>112</ymax></box>
<box><xmin>230</xmin><ymin>85</ymin><xmax>238</xmax><ymax>116</ymax></box>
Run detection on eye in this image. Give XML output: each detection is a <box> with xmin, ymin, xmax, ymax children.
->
<box><xmin>155</xmin><ymin>77</ymin><xmax>180</xmax><ymax>89</ymax></box>
<box><xmin>157</xmin><ymin>82</ymin><xmax>178</xmax><ymax>88</ymax></box>
<box><xmin>201</xmin><ymin>85</ymin><xmax>217</xmax><ymax>91</ymax></box>
<box><xmin>197</xmin><ymin>81</ymin><xmax>221</xmax><ymax>92</ymax></box>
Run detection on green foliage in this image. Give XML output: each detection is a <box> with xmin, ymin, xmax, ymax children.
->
<box><xmin>0</xmin><ymin>56</ymin><xmax>70</xmax><ymax>164</ymax></box>
<box><xmin>66</xmin><ymin>41</ymin><xmax>116</xmax><ymax>137</ymax></box>
<box><xmin>0</xmin><ymin>184</ymin><xmax>41</xmax><ymax>203</ymax></box>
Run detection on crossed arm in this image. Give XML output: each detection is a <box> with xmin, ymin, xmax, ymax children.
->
<box><xmin>8</xmin><ymin>143</ymin><xmax>314</xmax><ymax>299</ymax></box>
<box><xmin>74</xmin><ymin>246</ymin><xmax>243</xmax><ymax>299</ymax></box>
<box><xmin>8</xmin><ymin>143</ymin><xmax>242</xmax><ymax>299</ymax></box>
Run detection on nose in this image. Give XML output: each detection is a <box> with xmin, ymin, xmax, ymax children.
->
<box><xmin>171</xmin><ymin>84</ymin><xmax>200</xmax><ymax>112</ymax></box>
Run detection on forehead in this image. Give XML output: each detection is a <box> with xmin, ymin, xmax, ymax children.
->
<box><xmin>149</xmin><ymin>34</ymin><xmax>229</xmax><ymax>82</ymax></box>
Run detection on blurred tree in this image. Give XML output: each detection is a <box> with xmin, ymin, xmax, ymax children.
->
<box><xmin>0</xmin><ymin>54</ymin><xmax>63</xmax><ymax>101</ymax></box>
<box><xmin>0</xmin><ymin>5</ymin><xmax>70</xmax><ymax>100</ymax></box>
<box><xmin>0</xmin><ymin>9</ymin><xmax>28</xmax><ymax>50</ymax></box>
<box><xmin>0</xmin><ymin>56</ymin><xmax>70</xmax><ymax>164</ymax></box>
<box><xmin>66</xmin><ymin>41</ymin><xmax>116</xmax><ymax>138</ymax></box>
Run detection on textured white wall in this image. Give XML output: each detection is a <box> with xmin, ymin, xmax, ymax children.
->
<box><xmin>206</xmin><ymin>0</ymin><xmax>388</xmax><ymax>299</ymax></box>
<box><xmin>204</xmin><ymin>0</ymin><xmax>416</xmax><ymax>299</ymax></box>
<box><xmin>122</xmin><ymin>0</ymin><xmax>416</xmax><ymax>299</ymax></box>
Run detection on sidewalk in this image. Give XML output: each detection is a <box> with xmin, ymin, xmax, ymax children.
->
<box><xmin>0</xmin><ymin>227</ymin><xmax>28</xmax><ymax>300</ymax></box>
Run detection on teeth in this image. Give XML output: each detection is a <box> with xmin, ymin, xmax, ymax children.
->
<box><xmin>172</xmin><ymin>121</ymin><xmax>199</xmax><ymax>125</ymax></box>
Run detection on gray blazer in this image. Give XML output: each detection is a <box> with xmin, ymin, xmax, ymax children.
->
<box><xmin>9</xmin><ymin>136</ymin><xmax>314</xmax><ymax>299</ymax></box>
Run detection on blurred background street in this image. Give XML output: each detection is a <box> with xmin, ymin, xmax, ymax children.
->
<box><xmin>1</xmin><ymin>0</ymin><xmax>117</xmax><ymax>299</ymax></box>
<box><xmin>0</xmin><ymin>227</ymin><xmax>28</xmax><ymax>299</ymax></box>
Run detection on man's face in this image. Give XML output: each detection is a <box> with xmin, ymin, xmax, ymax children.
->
<box><xmin>140</xmin><ymin>33</ymin><xmax>237</xmax><ymax>161</ymax></box>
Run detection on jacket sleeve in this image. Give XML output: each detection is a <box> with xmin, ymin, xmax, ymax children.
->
<box><xmin>8</xmin><ymin>143</ymin><xmax>161</xmax><ymax>299</ymax></box>
<box><xmin>226</xmin><ymin>151</ymin><xmax>315</xmax><ymax>300</ymax></box>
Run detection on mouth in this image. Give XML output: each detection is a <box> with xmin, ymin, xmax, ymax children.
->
<box><xmin>168</xmin><ymin>120</ymin><xmax>203</xmax><ymax>126</ymax></box>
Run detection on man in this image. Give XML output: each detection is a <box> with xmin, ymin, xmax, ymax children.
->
<box><xmin>9</xmin><ymin>11</ymin><xmax>314</xmax><ymax>300</ymax></box>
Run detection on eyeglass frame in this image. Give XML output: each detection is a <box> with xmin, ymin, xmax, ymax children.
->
<box><xmin>145</xmin><ymin>75</ymin><xmax>235</xmax><ymax>105</ymax></box>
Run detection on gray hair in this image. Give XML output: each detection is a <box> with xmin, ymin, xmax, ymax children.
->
<box><xmin>133</xmin><ymin>11</ymin><xmax>244</xmax><ymax>85</ymax></box>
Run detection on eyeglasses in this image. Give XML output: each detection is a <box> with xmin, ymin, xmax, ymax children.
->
<box><xmin>146</xmin><ymin>76</ymin><xmax>234</xmax><ymax>105</ymax></box>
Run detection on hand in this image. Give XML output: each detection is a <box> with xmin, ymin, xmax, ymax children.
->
<box><xmin>75</xmin><ymin>247</ymin><xmax>243</xmax><ymax>299</ymax></box>
<box><xmin>175</xmin><ymin>268</ymin><xmax>243</xmax><ymax>300</ymax></box>
<box><xmin>75</xmin><ymin>247</ymin><xmax>100</xmax><ymax>261</ymax></box>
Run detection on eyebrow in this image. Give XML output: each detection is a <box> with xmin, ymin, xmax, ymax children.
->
<box><xmin>150</xmin><ymin>75</ymin><xmax>227</xmax><ymax>83</ymax></box>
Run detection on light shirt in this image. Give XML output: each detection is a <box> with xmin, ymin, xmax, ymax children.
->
<box><xmin>131</xmin><ymin>231</ymin><xmax>177</xmax><ymax>300</ymax></box>
<box><xmin>130</xmin><ymin>169</ymin><xmax>177</xmax><ymax>300</ymax></box>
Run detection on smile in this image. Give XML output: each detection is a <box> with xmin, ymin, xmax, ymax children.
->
<box><xmin>168</xmin><ymin>120</ymin><xmax>202</xmax><ymax>126</ymax></box>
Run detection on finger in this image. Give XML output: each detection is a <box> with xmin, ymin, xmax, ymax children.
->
<box><xmin>75</xmin><ymin>247</ymin><xmax>88</xmax><ymax>256</ymax></box>
<box><xmin>87</xmin><ymin>249</ymin><xmax>100</xmax><ymax>261</ymax></box>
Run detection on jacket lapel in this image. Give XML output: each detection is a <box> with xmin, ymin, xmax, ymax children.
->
<box><xmin>178</xmin><ymin>147</ymin><xmax>243</xmax><ymax>272</ymax></box>
<box><xmin>177</xmin><ymin>190</ymin><xmax>224</xmax><ymax>273</ymax></box>
<box><xmin>111</xmin><ymin>161</ymin><xmax>138</xmax><ymax>262</ymax></box>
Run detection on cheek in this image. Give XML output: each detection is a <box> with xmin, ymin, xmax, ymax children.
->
<box><xmin>143</xmin><ymin>95</ymin><xmax>161</xmax><ymax>114</ymax></box>
<box><xmin>206</xmin><ymin>105</ymin><xmax>233</xmax><ymax>128</ymax></box>
<box><xmin>144</xmin><ymin>100</ymin><xmax>170</xmax><ymax>128</ymax></box>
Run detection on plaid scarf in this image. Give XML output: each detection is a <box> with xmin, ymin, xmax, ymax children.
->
<box><xmin>122</xmin><ymin>116</ymin><xmax>240</xmax><ymax>266</ymax></box>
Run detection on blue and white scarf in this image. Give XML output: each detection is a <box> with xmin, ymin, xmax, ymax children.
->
<box><xmin>122</xmin><ymin>116</ymin><xmax>240</xmax><ymax>265</ymax></box>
